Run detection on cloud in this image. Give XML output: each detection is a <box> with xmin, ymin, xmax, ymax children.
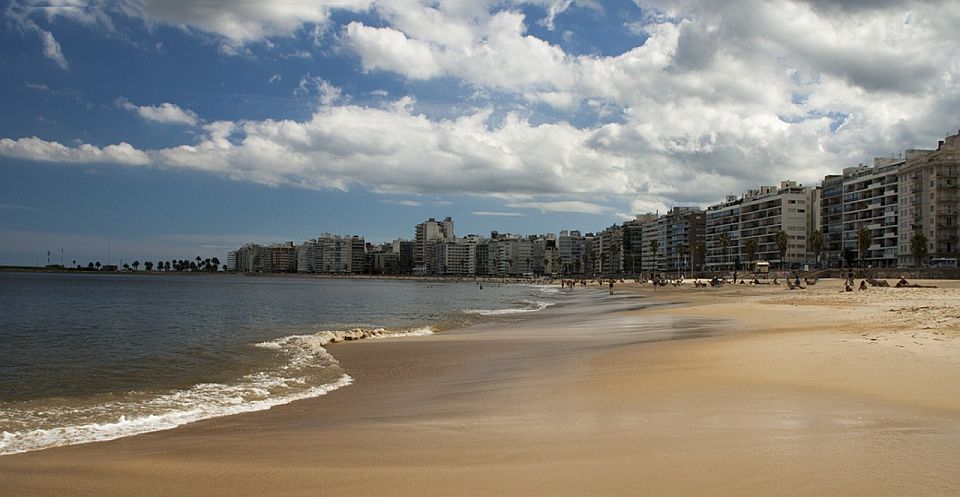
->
<box><xmin>380</xmin><ymin>199</ymin><xmax>422</xmax><ymax>207</ymax></box>
<box><xmin>506</xmin><ymin>201</ymin><xmax>613</xmax><ymax>215</ymax></box>
<box><xmin>116</xmin><ymin>98</ymin><xmax>199</xmax><ymax>126</ymax></box>
<box><xmin>472</xmin><ymin>211</ymin><xmax>526</xmax><ymax>217</ymax></box>
<box><xmin>136</xmin><ymin>0</ymin><xmax>375</xmax><ymax>48</ymax></box>
<box><xmin>0</xmin><ymin>137</ymin><xmax>150</xmax><ymax>165</ymax></box>
<box><xmin>293</xmin><ymin>76</ymin><xmax>343</xmax><ymax>106</ymax></box>
<box><xmin>3</xmin><ymin>0</ymin><xmax>960</xmax><ymax>220</ymax></box>
<box><xmin>5</xmin><ymin>2</ymin><xmax>69</xmax><ymax>69</ymax></box>
<box><xmin>39</xmin><ymin>30</ymin><xmax>69</xmax><ymax>69</ymax></box>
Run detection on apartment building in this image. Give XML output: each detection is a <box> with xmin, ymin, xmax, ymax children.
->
<box><xmin>819</xmin><ymin>174</ymin><xmax>844</xmax><ymax>266</ymax></box>
<box><xmin>897</xmin><ymin>130</ymin><xmax>960</xmax><ymax>265</ymax></box>
<box><xmin>839</xmin><ymin>159</ymin><xmax>902</xmax><ymax>267</ymax></box>
<box><xmin>704</xmin><ymin>195</ymin><xmax>742</xmax><ymax>270</ymax></box>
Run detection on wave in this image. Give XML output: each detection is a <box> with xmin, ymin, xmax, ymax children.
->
<box><xmin>0</xmin><ymin>375</ymin><xmax>352</xmax><ymax>457</ymax></box>
<box><xmin>464</xmin><ymin>300</ymin><xmax>554</xmax><ymax>316</ymax></box>
<box><xmin>0</xmin><ymin>326</ymin><xmax>433</xmax><ymax>456</ymax></box>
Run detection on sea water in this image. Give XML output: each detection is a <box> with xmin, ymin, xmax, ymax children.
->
<box><xmin>0</xmin><ymin>272</ymin><xmax>556</xmax><ymax>455</ymax></box>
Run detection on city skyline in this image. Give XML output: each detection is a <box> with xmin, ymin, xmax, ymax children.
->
<box><xmin>2</xmin><ymin>1</ymin><xmax>960</xmax><ymax>266</ymax></box>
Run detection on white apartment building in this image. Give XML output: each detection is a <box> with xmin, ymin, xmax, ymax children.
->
<box><xmin>840</xmin><ymin>159</ymin><xmax>901</xmax><ymax>267</ymax></box>
<box><xmin>897</xmin><ymin>130</ymin><xmax>960</xmax><ymax>266</ymax></box>
<box><xmin>706</xmin><ymin>181</ymin><xmax>809</xmax><ymax>271</ymax></box>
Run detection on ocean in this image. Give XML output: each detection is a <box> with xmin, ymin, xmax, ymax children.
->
<box><xmin>0</xmin><ymin>272</ymin><xmax>557</xmax><ymax>455</ymax></box>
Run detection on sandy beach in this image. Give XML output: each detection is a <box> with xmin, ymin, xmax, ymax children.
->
<box><xmin>1</xmin><ymin>278</ymin><xmax>958</xmax><ymax>496</ymax></box>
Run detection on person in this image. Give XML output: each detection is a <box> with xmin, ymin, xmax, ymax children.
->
<box><xmin>859</xmin><ymin>280</ymin><xmax>868</xmax><ymax>291</ymax></box>
<box><xmin>608</xmin><ymin>279</ymin><xmax>614</xmax><ymax>295</ymax></box>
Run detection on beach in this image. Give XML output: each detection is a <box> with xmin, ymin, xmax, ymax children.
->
<box><xmin>1</xmin><ymin>279</ymin><xmax>958</xmax><ymax>496</ymax></box>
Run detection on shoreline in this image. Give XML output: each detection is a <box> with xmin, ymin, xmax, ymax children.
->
<box><xmin>1</xmin><ymin>281</ymin><xmax>958</xmax><ymax>496</ymax></box>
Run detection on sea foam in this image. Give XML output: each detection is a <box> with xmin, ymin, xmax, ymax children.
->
<box><xmin>0</xmin><ymin>326</ymin><xmax>433</xmax><ymax>456</ymax></box>
<box><xmin>464</xmin><ymin>300</ymin><xmax>554</xmax><ymax>316</ymax></box>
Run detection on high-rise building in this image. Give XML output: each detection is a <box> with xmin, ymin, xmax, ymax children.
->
<box><xmin>819</xmin><ymin>174</ymin><xmax>844</xmax><ymax>267</ymax></box>
<box><xmin>839</xmin><ymin>159</ymin><xmax>902</xmax><ymax>267</ymax></box>
<box><xmin>558</xmin><ymin>230</ymin><xmax>585</xmax><ymax>275</ymax></box>
<box><xmin>897</xmin><ymin>130</ymin><xmax>960</xmax><ymax>266</ymax></box>
<box><xmin>597</xmin><ymin>224</ymin><xmax>623</xmax><ymax>275</ymax></box>
<box><xmin>623</xmin><ymin>214</ymin><xmax>656</xmax><ymax>274</ymax></box>
<box><xmin>414</xmin><ymin>217</ymin><xmax>454</xmax><ymax>274</ymax></box>
<box><xmin>704</xmin><ymin>195</ymin><xmax>742</xmax><ymax>271</ymax></box>
<box><xmin>706</xmin><ymin>182</ymin><xmax>809</xmax><ymax>271</ymax></box>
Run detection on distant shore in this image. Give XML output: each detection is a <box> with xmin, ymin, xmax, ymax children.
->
<box><xmin>0</xmin><ymin>266</ymin><xmax>545</xmax><ymax>284</ymax></box>
<box><xmin>1</xmin><ymin>278</ymin><xmax>958</xmax><ymax>496</ymax></box>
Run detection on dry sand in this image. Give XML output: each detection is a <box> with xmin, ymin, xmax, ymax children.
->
<box><xmin>1</xmin><ymin>278</ymin><xmax>958</xmax><ymax>496</ymax></box>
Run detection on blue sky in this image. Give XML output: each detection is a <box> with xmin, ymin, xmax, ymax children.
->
<box><xmin>1</xmin><ymin>0</ymin><xmax>958</xmax><ymax>266</ymax></box>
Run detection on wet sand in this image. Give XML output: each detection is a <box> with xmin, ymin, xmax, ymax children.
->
<box><xmin>1</xmin><ymin>280</ymin><xmax>958</xmax><ymax>496</ymax></box>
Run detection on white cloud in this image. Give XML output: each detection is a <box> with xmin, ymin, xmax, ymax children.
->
<box><xmin>5</xmin><ymin>2</ymin><xmax>69</xmax><ymax>69</ymax></box>
<box><xmin>136</xmin><ymin>0</ymin><xmax>375</xmax><ymax>47</ymax></box>
<box><xmin>344</xmin><ymin>22</ymin><xmax>443</xmax><ymax>79</ymax></box>
<box><xmin>0</xmin><ymin>137</ymin><xmax>150</xmax><ymax>165</ymax></box>
<box><xmin>472</xmin><ymin>211</ymin><xmax>526</xmax><ymax>217</ymax></box>
<box><xmin>380</xmin><ymin>199</ymin><xmax>422</xmax><ymax>207</ymax></box>
<box><xmin>3</xmin><ymin>0</ymin><xmax>960</xmax><ymax>219</ymax></box>
<box><xmin>39</xmin><ymin>30</ymin><xmax>68</xmax><ymax>69</ymax></box>
<box><xmin>506</xmin><ymin>201</ymin><xmax>613</xmax><ymax>215</ymax></box>
<box><xmin>116</xmin><ymin>98</ymin><xmax>199</xmax><ymax>126</ymax></box>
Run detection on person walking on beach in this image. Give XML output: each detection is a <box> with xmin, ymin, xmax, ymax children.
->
<box><xmin>608</xmin><ymin>279</ymin><xmax>614</xmax><ymax>295</ymax></box>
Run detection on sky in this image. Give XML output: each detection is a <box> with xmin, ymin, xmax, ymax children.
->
<box><xmin>1</xmin><ymin>0</ymin><xmax>958</xmax><ymax>266</ymax></box>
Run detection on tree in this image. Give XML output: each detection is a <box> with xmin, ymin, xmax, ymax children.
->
<box><xmin>676</xmin><ymin>243</ymin><xmax>687</xmax><ymax>276</ymax></box>
<box><xmin>132</xmin><ymin>261</ymin><xmax>140</xmax><ymax>271</ymax></box>
<box><xmin>87</xmin><ymin>262</ymin><xmax>94</xmax><ymax>270</ymax></box>
<box><xmin>145</xmin><ymin>261</ymin><xmax>153</xmax><ymax>271</ymax></box>
<box><xmin>696</xmin><ymin>241</ymin><xmax>706</xmax><ymax>272</ymax></box>
<box><xmin>857</xmin><ymin>226</ymin><xmax>873</xmax><ymax>267</ymax></box>
<box><xmin>719</xmin><ymin>233</ymin><xmax>731</xmax><ymax>270</ymax></box>
<box><xmin>95</xmin><ymin>261</ymin><xmax>101</xmax><ymax>270</ymax></box>
<box><xmin>810</xmin><ymin>229</ymin><xmax>823</xmax><ymax>267</ymax></box>
<box><xmin>649</xmin><ymin>239</ymin><xmax>659</xmax><ymax>274</ymax></box>
<box><xmin>211</xmin><ymin>257</ymin><xmax>221</xmax><ymax>271</ymax></box>
<box><xmin>911</xmin><ymin>232</ymin><xmax>929</xmax><ymax>266</ymax></box>
<box><xmin>775</xmin><ymin>230</ymin><xmax>789</xmax><ymax>270</ymax></box>
<box><xmin>744</xmin><ymin>238</ymin><xmax>759</xmax><ymax>263</ymax></box>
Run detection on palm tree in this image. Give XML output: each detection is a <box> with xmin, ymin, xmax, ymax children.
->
<box><xmin>676</xmin><ymin>243</ymin><xmax>687</xmax><ymax>276</ymax></box>
<box><xmin>775</xmin><ymin>230</ymin><xmax>789</xmax><ymax>270</ymax></box>
<box><xmin>810</xmin><ymin>229</ymin><xmax>823</xmax><ymax>267</ymax></box>
<box><xmin>696</xmin><ymin>241</ymin><xmax>706</xmax><ymax>272</ymax></box>
<box><xmin>718</xmin><ymin>233</ymin><xmax>731</xmax><ymax>270</ymax></box>
<box><xmin>95</xmin><ymin>261</ymin><xmax>101</xmax><ymax>271</ymax></box>
<box><xmin>857</xmin><ymin>226</ymin><xmax>873</xmax><ymax>267</ymax></box>
<box><xmin>145</xmin><ymin>261</ymin><xmax>154</xmax><ymax>271</ymax></box>
<box><xmin>132</xmin><ymin>260</ymin><xmax>140</xmax><ymax>271</ymax></box>
<box><xmin>211</xmin><ymin>257</ymin><xmax>221</xmax><ymax>271</ymax></box>
<box><xmin>911</xmin><ymin>232</ymin><xmax>928</xmax><ymax>267</ymax></box>
<box><xmin>744</xmin><ymin>238</ymin><xmax>758</xmax><ymax>263</ymax></box>
<box><xmin>649</xmin><ymin>239</ymin><xmax>659</xmax><ymax>274</ymax></box>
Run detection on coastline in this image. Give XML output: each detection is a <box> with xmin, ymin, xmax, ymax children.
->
<box><xmin>1</xmin><ymin>281</ymin><xmax>958</xmax><ymax>496</ymax></box>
